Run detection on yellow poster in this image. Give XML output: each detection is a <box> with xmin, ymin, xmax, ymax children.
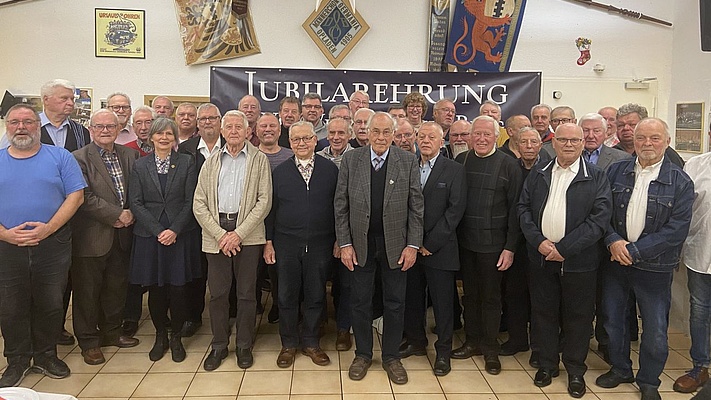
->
<box><xmin>95</xmin><ymin>8</ymin><xmax>145</xmax><ymax>59</ymax></box>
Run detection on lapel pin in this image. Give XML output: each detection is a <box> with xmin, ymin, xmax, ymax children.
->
<box><xmin>389</xmin><ymin>179</ymin><xmax>394</xmax><ymax>185</ymax></box>
<box><xmin>171</xmin><ymin>165</ymin><xmax>175</xmax><ymax>168</ymax></box>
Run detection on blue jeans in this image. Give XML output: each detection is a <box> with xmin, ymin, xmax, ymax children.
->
<box><xmin>602</xmin><ymin>261</ymin><xmax>673</xmax><ymax>389</ymax></box>
<box><xmin>0</xmin><ymin>225</ymin><xmax>71</xmax><ymax>361</ymax></box>
<box><xmin>688</xmin><ymin>269</ymin><xmax>711</xmax><ymax>368</ymax></box>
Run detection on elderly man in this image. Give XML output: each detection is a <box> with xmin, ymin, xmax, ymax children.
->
<box><xmin>388</xmin><ymin>105</ymin><xmax>407</xmax><ymax>120</ymax></box>
<box><xmin>479</xmin><ymin>100</ymin><xmax>508</xmax><ymax>147</ymax></box>
<box><xmin>349</xmin><ymin>108</ymin><xmax>374</xmax><ymax>148</ymax></box>
<box><xmin>71</xmin><ymin>109</ymin><xmax>140</xmax><ymax>365</ymax></box>
<box><xmin>580</xmin><ymin>113</ymin><xmax>631</xmax><ymax>170</ymax></box>
<box><xmin>499</xmin><ymin>115</ymin><xmax>532</xmax><ymax>158</ymax></box>
<box><xmin>34</xmin><ymin>79</ymin><xmax>91</xmax><ymax>152</ymax></box>
<box><xmin>445</xmin><ymin>119</ymin><xmax>471</xmax><ymax>159</ymax></box>
<box><xmin>349</xmin><ymin>90</ymin><xmax>370</xmax><ymax>115</ymax></box>
<box><xmin>238</xmin><ymin>95</ymin><xmax>262</xmax><ymax>146</ymax></box>
<box><xmin>301</xmin><ymin>93</ymin><xmax>327</xmax><ymax>141</ymax></box>
<box><xmin>177</xmin><ymin>103</ymin><xmax>225</xmax><ymax>337</ymax></box>
<box><xmin>674</xmin><ymin>131</ymin><xmax>711</xmax><ymax>393</ymax></box>
<box><xmin>0</xmin><ymin>104</ymin><xmax>85</xmax><ymax>387</ymax></box>
<box><xmin>124</xmin><ymin>106</ymin><xmax>155</xmax><ymax>157</ymax></box>
<box><xmin>531</xmin><ymin>104</ymin><xmax>553</xmax><ymax>143</ymax></box>
<box><xmin>451</xmin><ymin>116</ymin><xmax>522</xmax><ymax>376</ymax></box>
<box><xmin>614</xmin><ymin>103</ymin><xmax>685</xmax><ymax>168</ymax></box>
<box><xmin>108</xmin><ymin>93</ymin><xmax>135</xmax><ymax>145</ymax></box>
<box><xmin>334</xmin><ymin>112</ymin><xmax>424</xmax><ymax>384</ymax></box>
<box><xmin>393</xmin><ymin>118</ymin><xmax>416</xmax><ymax>154</ymax></box>
<box><xmin>176</xmin><ymin>103</ymin><xmax>199</xmax><ymax>143</ymax></box>
<box><xmin>541</xmin><ymin>106</ymin><xmax>577</xmax><ymax>158</ymax></box>
<box><xmin>400</xmin><ymin>122</ymin><xmax>466</xmax><ymax>376</ymax></box>
<box><xmin>264</xmin><ymin>121</ymin><xmax>339</xmax><ymax>368</ymax></box>
<box><xmin>151</xmin><ymin>96</ymin><xmax>175</xmax><ymax>118</ymax></box>
<box><xmin>193</xmin><ymin>110</ymin><xmax>272</xmax><ymax>371</ymax></box>
<box><xmin>518</xmin><ymin>123</ymin><xmax>612</xmax><ymax>398</ymax></box>
<box><xmin>317</xmin><ymin>104</ymin><xmax>351</xmax><ymax>150</ymax></box>
<box><xmin>597</xmin><ymin>118</ymin><xmax>694</xmax><ymax>400</ymax></box>
<box><xmin>432</xmin><ymin>99</ymin><xmax>456</xmax><ymax>139</ymax></box>
<box><xmin>277</xmin><ymin>96</ymin><xmax>301</xmax><ymax>148</ymax></box>
<box><xmin>318</xmin><ymin>117</ymin><xmax>353</xmax><ymax>168</ymax></box>
<box><xmin>257</xmin><ymin>113</ymin><xmax>294</xmax><ymax>170</ymax></box>
<box><xmin>599</xmin><ymin>106</ymin><xmax>619</xmax><ymax>147</ymax></box>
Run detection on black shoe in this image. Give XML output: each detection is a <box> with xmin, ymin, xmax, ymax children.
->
<box><xmin>236</xmin><ymin>347</ymin><xmax>253</xmax><ymax>369</ymax></box>
<box><xmin>533</xmin><ymin>368</ymin><xmax>560</xmax><ymax>387</ymax></box>
<box><xmin>451</xmin><ymin>342</ymin><xmax>482</xmax><ymax>359</ymax></box>
<box><xmin>267</xmin><ymin>305</ymin><xmax>279</xmax><ymax>324</ymax></box>
<box><xmin>181</xmin><ymin>321</ymin><xmax>201</xmax><ymax>338</ymax></box>
<box><xmin>640</xmin><ymin>386</ymin><xmax>661</xmax><ymax>400</ymax></box>
<box><xmin>121</xmin><ymin>320</ymin><xmax>139</xmax><ymax>337</ymax></box>
<box><xmin>398</xmin><ymin>343</ymin><xmax>427</xmax><ymax>358</ymax></box>
<box><xmin>170</xmin><ymin>334</ymin><xmax>186</xmax><ymax>363</ymax></box>
<box><xmin>529</xmin><ymin>351</ymin><xmax>541</xmax><ymax>368</ymax></box>
<box><xmin>499</xmin><ymin>341</ymin><xmax>529</xmax><ymax>356</ymax></box>
<box><xmin>433</xmin><ymin>356</ymin><xmax>451</xmax><ymax>376</ymax></box>
<box><xmin>149</xmin><ymin>332</ymin><xmax>169</xmax><ymax>361</ymax></box>
<box><xmin>203</xmin><ymin>348</ymin><xmax>228</xmax><ymax>371</ymax></box>
<box><xmin>32</xmin><ymin>354</ymin><xmax>70</xmax><ymax>379</ymax></box>
<box><xmin>484</xmin><ymin>355</ymin><xmax>501</xmax><ymax>375</ymax></box>
<box><xmin>568</xmin><ymin>374</ymin><xmax>586</xmax><ymax>398</ymax></box>
<box><xmin>0</xmin><ymin>360</ymin><xmax>30</xmax><ymax>387</ymax></box>
<box><xmin>57</xmin><ymin>329</ymin><xmax>75</xmax><ymax>346</ymax></box>
<box><xmin>595</xmin><ymin>369</ymin><xmax>635</xmax><ymax>388</ymax></box>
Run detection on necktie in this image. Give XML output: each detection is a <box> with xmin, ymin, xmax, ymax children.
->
<box><xmin>373</xmin><ymin>156</ymin><xmax>383</xmax><ymax>171</ymax></box>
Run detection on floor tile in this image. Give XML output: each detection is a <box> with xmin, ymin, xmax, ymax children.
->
<box><xmin>399</xmin><ymin>354</ymin><xmax>432</xmax><ymax>371</ymax></box>
<box><xmin>132</xmin><ymin>372</ymin><xmax>193</xmax><ymax>397</ymax></box>
<box><xmin>33</xmin><ymin>373</ymin><xmax>94</xmax><ymax>396</ymax></box>
<box><xmin>100</xmin><ymin>352</ymin><xmax>153</xmax><ymax>373</ymax></box>
<box><xmin>238</xmin><ymin>370</ymin><xmax>292</xmax><ymax>395</ymax></box>
<box><xmin>112</xmin><ymin>336</ymin><xmax>154</xmax><ymax>353</ymax></box>
<box><xmin>186</xmin><ymin>371</ymin><xmax>244</xmax><ymax>396</ymax></box>
<box><xmin>290</xmin><ymin>395</ymin><xmax>340</xmax><ymax>400</ymax></box>
<box><xmin>437</xmin><ymin>370</ymin><xmax>492</xmax><ymax>393</ymax></box>
<box><xmin>498</xmin><ymin>394</ymin><xmax>550</xmax><ymax>400</ymax></box>
<box><xmin>293</xmin><ymin>350</ymin><xmax>339</xmax><ymax>370</ymax></box>
<box><xmin>236</xmin><ymin>396</ymin><xmax>287</xmax><ymax>400</ymax></box>
<box><xmin>290</xmin><ymin>370</ymin><xmax>341</xmax><ymax>395</ymax></box>
<box><xmin>668</xmin><ymin>333</ymin><xmax>692</xmax><ymax>350</ymax></box>
<box><xmin>343</xmin><ymin>394</ymin><xmax>394</xmax><ymax>400</ymax></box>
<box><xmin>443</xmin><ymin>395</ymin><xmax>497</xmax><ymax>400</ymax></box>
<box><xmin>183</xmin><ymin>334</ymin><xmax>213</xmax><ymax>352</ymax></box>
<box><xmin>391</xmin><ymin>369</ymin><xmax>442</xmax><ymax>394</ymax></box>
<box><xmin>393</xmin><ymin>394</ymin><xmax>446</xmax><ymax>400</ymax></box>
<box><xmin>79</xmin><ymin>373</ymin><xmax>144</xmax><ymax>397</ymax></box>
<box><xmin>61</xmin><ymin>353</ymin><xmax>111</xmax><ymax>374</ymax></box>
<box><xmin>473</xmin><ymin>354</ymin><xmax>524</xmax><ymax>371</ymax></box>
<box><xmin>148</xmin><ymin>353</ymin><xmax>203</xmax><ymax>373</ymax></box>
<box><xmin>251</xmin><ymin>334</ymin><xmax>282</xmax><ymax>352</ymax></box>
<box><xmin>244</xmin><ymin>350</ymin><xmax>282</xmax><ymax>371</ymax></box>
<box><xmin>484</xmin><ymin>370</ymin><xmax>542</xmax><ymax>393</ymax></box>
<box><xmin>340</xmin><ymin>370</ymin><xmax>392</xmax><ymax>393</ymax></box>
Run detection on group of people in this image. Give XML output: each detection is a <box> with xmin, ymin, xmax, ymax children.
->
<box><xmin>0</xmin><ymin>79</ymin><xmax>709</xmax><ymax>400</ymax></box>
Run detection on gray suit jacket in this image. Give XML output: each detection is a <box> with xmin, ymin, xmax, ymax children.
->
<box><xmin>72</xmin><ymin>143</ymin><xmax>139</xmax><ymax>257</ymax></box>
<box><xmin>596</xmin><ymin>145</ymin><xmax>632</xmax><ymax>171</ymax></box>
<box><xmin>334</xmin><ymin>145</ymin><xmax>424</xmax><ymax>269</ymax></box>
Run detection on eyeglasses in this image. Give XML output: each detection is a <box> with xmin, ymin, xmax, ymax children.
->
<box><xmin>554</xmin><ymin>137</ymin><xmax>583</xmax><ymax>145</ymax></box>
<box><xmin>551</xmin><ymin>118</ymin><xmax>573</xmax><ymax>124</ymax></box>
<box><xmin>176</xmin><ymin>112</ymin><xmax>196</xmax><ymax>118</ymax></box>
<box><xmin>436</xmin><ymin>108</ymin><xmax>456</xmax><ymax>115</ymax></box>
<box><xmin>289</xmin><ymin>135</ymin><xmax>315</xmax><ymax>144</ymax></box>
<box><xmin>351</xmin><ymin>99</ymin><xmax>368</xmax><ymax>106</ymax></box>
<box><xmin>6</xmin><ymin>119</ymin><xmax>38</xmax><ymax>127</ymax></box>
<box><xmin>91</xmin><ymin>124</ymin><xmax>118</xmax><ymax>131</ymax></box>
<box><xmin>133</xmin><ymin>119</ymin><xmax>153</xmax><ymax>127</ymax></box>
<box><xmin>109</xmin><ymin>105</ymin><xmax>131</xmax><ymax>112</ymax></box>
<box><xmin>393</xmin><ymin>132</ymin><xmax>414</xmax><ymax>140</ymax></box>
<box><xmin>302</xmin><ymin>104</ymin><xmax>322</xmax><ymax>110</ymax></box>
<box><xmin>197</xmin><ymin>116</ymin><xmax>220</xmax><ymax>123</ymax></box>
<box><xmin>407</xmin><ymin>105</ymin><xmax>423</xmax><ymax>110</ymax></box>
<box><xmin>450</xmin><ymin>132</ymin><xmax>470</xmax><ymax>139</ymax></box>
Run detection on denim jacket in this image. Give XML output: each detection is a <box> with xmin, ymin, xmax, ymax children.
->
<box><xmin>605</xmin><ymin>156</ymin><xmax>694</xmax><ymax>272</ymax></box>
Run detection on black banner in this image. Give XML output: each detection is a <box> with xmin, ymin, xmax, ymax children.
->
<box><xmin>210</xmin><ymin>67</ymin><xmax>541</xmax><ymax>121</ymax></box>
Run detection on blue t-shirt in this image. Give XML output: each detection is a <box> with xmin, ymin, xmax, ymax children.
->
<box><xmin>0</xmin><ymin>144</ymin><xmax>86</xmax><ymax>228</ymax></box>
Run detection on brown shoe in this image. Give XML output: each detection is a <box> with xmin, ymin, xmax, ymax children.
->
<box><xmin>673</xmin><ymin>367</ymin><xmax>709</xmax><ymax>393</ymax></box>
<box><xmin>102</xmin><ymin>335</ymin><xmax>140</xmax><ymax>348</ymax></box>
<box><xmin>276</xmin><ymin>347</ymin><xmax>296</xmax><ymax>368</ymax></box>
<box><xmin>348</xmin><ymin>356</ymin><xmax>372</xmax><ymax>380</ymax></box>
<box><xmin>302</xmin><ymin>347</ymin><xmax>330</xmax><ymax>366</ymax></box>
<box><xmin>336</xmin><ymin>330</ymin><xmax>352</xmax><ymax>351</ymax></box>
<box><xmin>383</xmin><ymin>359</ymin><xmax>408</xmax><ymax>384</ymax></box>
<box><xmin>81</xmin><ymin>347</ymin><xmax>105</xmax><ymax>365</ymax></box>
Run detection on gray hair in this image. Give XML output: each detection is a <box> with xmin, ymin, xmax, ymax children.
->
<box><xmin>90</xmin><ymin>109</ymin><xmax>119</xmax><ymax>126</ymax></box>
<box><xmin>618</xmin><ymin>103</ymin><xmax>648</xmax><ymax>119</ymax></box>
<box><xmin>354</xmin><ymin>107</ymin><xmax>375</xmax><ymax>121</ymax></box>
<box><xmin>471</xmin><ymin>115</ymin><xmax>499</xmax><ymax>137</ymax></box>
<box><xmin>302</xmin><ymin>92</ymin><xmax>322</xmax><ymax>104</ymax></box>
<box><xmin>6</xmin><ymin>104</ymin><xmax>40</xmax><ymax>121</ymax></box>
<box><xmin>133</xmin><ymin>106</ymin><xmax>157</xmax><ymax>121</ymax></box>
<box><xmin>107</xmin><ymin>92</ymin><xmax>131</xmax><ymax>106</ymax></box>
<box><xmin>222</xmin><ymin>110</ymin><xmax>249</xmax><ymax>128</ymax></box>
<box><xmin>176</xmin><ymin>102</ymin><xmax>196</xmax><ymax>112</ymax></box>
<box><xmin>349</xmin><ymin>90</ymin><xmax>369</xmax><ymax>101</ymax></box>
<box><xmin>479</xmin><ymin>99</ymin><xmax>501</xmax><ymax>114</ymax></box>
<box><xmin>151</xmin><ymin>96</ymin><xmax>174</xmax><ymax>109</ymax></box>
<box><xmin>530</xmin><ymin>103</ymin><xmax>551</xmax><ymax>116</ymax></box>
<box><xmin>329</xmin><ymin>104</ymin><xmax>351</xmax><ymax>119</ymax></box>
<box><xmin>551</xmin><ymin>105</ymin><xmax>576</xmax><ymax>119</ymax></box>
<box><xmin>636</xmin><ymin>117</ymin><xmax>670</xmax><ymax>139</ymax></box>
<box><xmin>418</xmin><ymin>121</ymin><xmax>443</xmax><ymax>138</ymax></box>
<box><xmin>367</xmin><ymin>111</ymin><xmax>397</xmax><ymax>131</ymax></box>
<box><xmin>197</xmin><ymin>103</ymin><xmax>221</xmax><ymax>117</ymax></box>
<box><xmin>578</xmin><ymin>113</ymin><xmax>607</xmax><ymax>131</ymax></box>
<box><xmin>289</xmin><ymin>120</ymin><xmax>315</xmax><ymax>137</ymax></box>
<box><xmin>40</xmin><ymin>79</ymin><xmax>75</xmax><ymax>98</ymax></box>
<box><xmin>238</xmin><ymin>95</ymin><xmax>261</xmax><ymax>111</ymax></box>
<box><xmin>147</xmin><ymin>117</ymin><xmax>179</xmax><ymax>143</ymax></box>
<box><xmin>327</xmin><ymin>117</ymin><xmax>353</xmax><ymax>135</ymax></box>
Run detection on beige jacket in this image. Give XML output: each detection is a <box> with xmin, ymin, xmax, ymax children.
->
<box><xmin>193</xmin><ymin>141</ymin><xmax>272</xmax><ymax>253</ymax></box>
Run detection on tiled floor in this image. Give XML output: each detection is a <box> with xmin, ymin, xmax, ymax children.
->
<box><xmin>2</xmin><ymin>291</ymin><xmax>698</xmax><ymax>400</ymax></box>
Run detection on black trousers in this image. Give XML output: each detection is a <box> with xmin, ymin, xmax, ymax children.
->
<box><xmin>351</xmin><ymin>237</ymin><xmax>407</xmax><ymax>363</ymax></box>
<box><xmin>460</xmin><ymin>248</ymin><xmax>503</xmax><ymax>356</ymax></box>
<box><xmin>403</xmin><ymin>262</ymin><xmax>455</xmax><ymax>358</ymax></box>
<box><xmin>504</xmin><ymin>248</ymin><xmax>532</xmax><ymax>349</ymax></box>
<box><xmin>71</xmin><ymin>234</ymin><xmax>130</xmax><ymax>350</ymax></box>
<box><xmin>184</xmin><ymin>251</ymin><xmax>209</xmax><ymax>324</ymax></box>
<box><xmin>530</xmin><ymin>260</ymin><xmax>596</xmax><ymax>375</ymax></box>
<box><xmin>148</xmin><ymin>284</ymin><xmax>187</xmax><ymax>334</ymax></box>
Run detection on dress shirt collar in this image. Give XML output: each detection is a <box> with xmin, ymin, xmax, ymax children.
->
<box><xmin>634</xmin><ymin>155</ymin><xmax>664</xmax><ymax>175</ymax></box>
<box><xmin>198</xmin><ymin>137</ymin><xmax>222</xmax><ymax>154</ymax></box>
<box><xmin>554</xmin><ymin>156</ymin><xmax>581</xmax><ymax>175</ymax></box>
<box><xmin>370</xmin><ymin>146</ymin><xmax>390</xmax><ymax>162</ymax></box>
<box><xmin>39</xmin><ymin>112</ymin><xmax>69</xmax><ymax>129</ymax></box>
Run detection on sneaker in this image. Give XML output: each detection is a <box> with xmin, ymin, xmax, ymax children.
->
<box><xmin>32</xmin><ymin>355</ymin><xmax>70</xmax><ymax>379</ymax></box>
<box><xmin>0</xmin><ymin>361</ymin><xmax>31</xmax><ymax>388</ymax></box>
<box><xmin>673</xmin><ymin>366</ymin><xmax>709</xmax><ymax>393</ymax></box>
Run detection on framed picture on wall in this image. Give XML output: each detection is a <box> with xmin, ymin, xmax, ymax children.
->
<box><xmin>95</xmin><ymin>8</ymin><xmax>145</xmax><ymax>59</ymax></box>
<box><xmin>675</xmin><ymin>102</ymin><xmax>704</xmax><ymax>153</ymax></box>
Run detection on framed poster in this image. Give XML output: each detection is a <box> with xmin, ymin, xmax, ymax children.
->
<box><xmin>675</xmin><ymin>102</ymin><xmax>704</xmax><ymax>153</ymax></box>
<box><xmin>95</xmin><ymin>8</ymin><xmax>145</xmax><ymax>59</ymax></box>
<box><xmin>72</xmin><ymin>88</ymin><xmax>93</xmax><ymax>125</ymax></box>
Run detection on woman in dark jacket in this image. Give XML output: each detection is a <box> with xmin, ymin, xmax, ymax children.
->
<box><xmin>129</xmin><ymin>117</ymin><xmax>201</xmax><ymax>362</ymax></box>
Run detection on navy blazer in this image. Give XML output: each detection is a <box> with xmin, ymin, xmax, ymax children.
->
<box><xmin>129</xmin><ymin>151</ymin><xmax>197</xmax><ymax>238</ymax></box>
<box><xmin>419</xmin><ymin>155</ymin><xmax>467</xmax><ymax>271</ymax></box>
